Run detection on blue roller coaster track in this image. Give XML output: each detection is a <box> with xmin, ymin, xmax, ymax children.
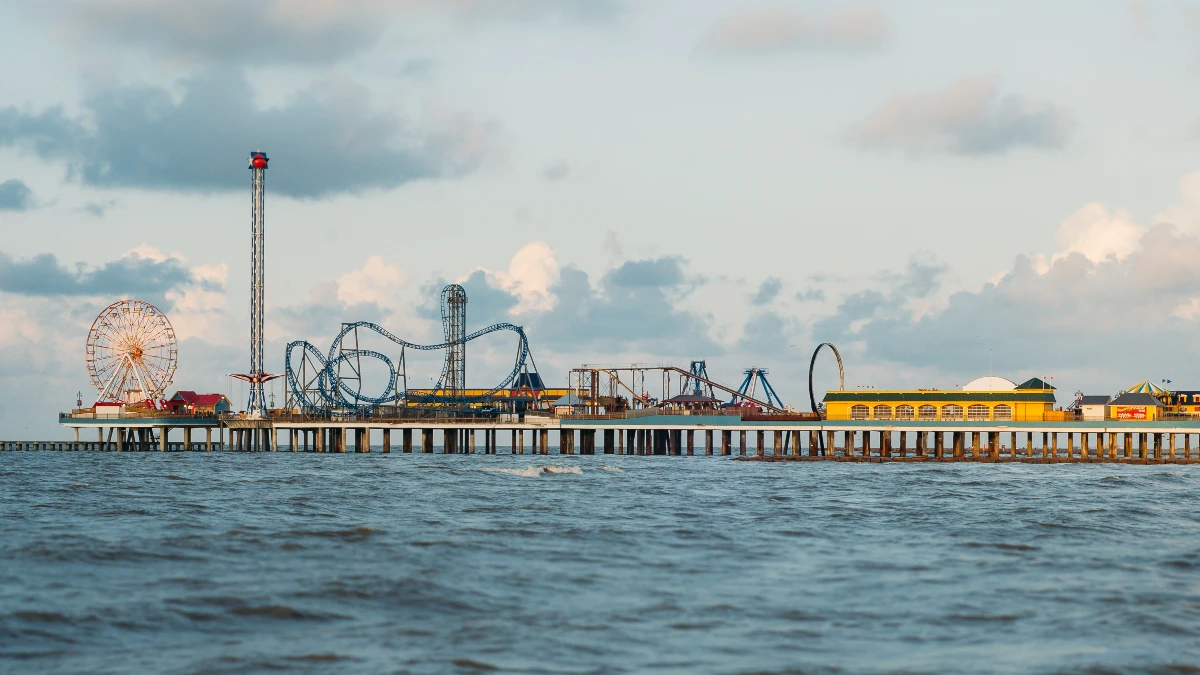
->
<box><xmin>285</xmin><ymin>321</ymin><xmax>533</xmax><ymax>413</ymax></box>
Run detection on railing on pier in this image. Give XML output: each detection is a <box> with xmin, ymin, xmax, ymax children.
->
<box><xmin>59</xmin><ymin>411</ymin><xmax>221</xmax><ymax>422</ymax></box>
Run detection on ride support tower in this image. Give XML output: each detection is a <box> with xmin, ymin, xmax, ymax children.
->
<box><xmin>441</xmin><ymin>284</ymin><xmax>468</xmax><ymax>398</ymax></box>
<box><xmin>233</xmin><ymin>150</ymin><xmax>278</xmax><ymax>417</ymax></box>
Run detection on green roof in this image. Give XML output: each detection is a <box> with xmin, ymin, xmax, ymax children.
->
<box><xmin>823</xmin><ymin>391</ymin><xmax>1055</xmax><ymax>403</ymax></box>
<box><xmin>1015</xmin><ymin>377</ymin><xmax>1055</xmax><ymax>390</ymax></box>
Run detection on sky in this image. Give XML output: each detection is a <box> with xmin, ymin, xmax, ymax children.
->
<box><xmin>3</xmin><ymin>0</ymin><xmax>1200</xmax><ymax>436</ymax></box>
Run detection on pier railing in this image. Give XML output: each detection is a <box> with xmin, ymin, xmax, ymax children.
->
<box><xmin>59</xmin><ymin>411</ymin><xmax>220</xmax><ymax>421</ymax></box>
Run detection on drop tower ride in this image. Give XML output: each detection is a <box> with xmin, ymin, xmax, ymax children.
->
<box><xmin>232</xmin><ymin>151</ymin><xmax>278</xmax><ymax>417</ymax></box>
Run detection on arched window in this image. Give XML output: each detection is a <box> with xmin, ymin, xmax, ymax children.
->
<box><xmin>918</xmin><ymin>405</ymin><xmax>937</xmax><ymax>420</ymax></box>
<box><xmin>850</xmin><ymin>404</ymin><xmax>869</xmax><ymax>420</ymax></box>
<box><xmin>967</xmin><ymin>404</ymin><xmax>991</xmax><ymax>420</ymax></box>
<box><xmin>941</xmin><ymin>404</ymin><xmax>964</xmax><ymax>421</ymax></box>
<box><xmin>895</xmin><ymin>405</ymin><xmax>915</xmax><ymax>420</ymax></box>
<box><xmin>872</xmin><ymin>405</ymin><xmax>893</xmax><ymax>420</ymax></box>
<box><xmin>993</xmin><ymin>404</ymin><xmax>1012</xmax><ymax>421</ymax></box>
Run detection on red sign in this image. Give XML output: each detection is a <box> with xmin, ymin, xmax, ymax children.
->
<box><xmin>1116</xmin><ymin>407</ymin><xmax>1147</xmax><ymax>420</ymax></box>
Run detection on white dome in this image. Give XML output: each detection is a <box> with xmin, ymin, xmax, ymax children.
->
<box><xmin>962</xmin><ymin>376</ymin><xmax>1016</xmax><ymax>391</ymax></box>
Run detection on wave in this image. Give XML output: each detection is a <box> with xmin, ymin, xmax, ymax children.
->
<box><xmin>598</xmin><ymin>466</ymin><xmax>624</xmax><ymax>473</ymax></box>
<box><xmin>480</xmin><ymin>464</ymin><xmax>582</xmax><ymax>477</ymax></box>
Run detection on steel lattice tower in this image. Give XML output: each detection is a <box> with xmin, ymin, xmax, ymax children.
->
<box><xmin>245</xmin><ymin>151</ymin><xmax>269</xmax><ymax>416</ymax></box>
<box><xmin>440</xmin><ymin>284</ymin><xmax>468</xmax><ymax>397</ymax></box>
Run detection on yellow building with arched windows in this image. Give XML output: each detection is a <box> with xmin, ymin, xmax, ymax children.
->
<box><xmin>822</xmin><ymin>377</ymin><xmax>1057</xmax><ymax>422</ymax></box>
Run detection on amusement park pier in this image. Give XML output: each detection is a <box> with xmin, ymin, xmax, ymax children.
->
<box><xmin>29</xmin><ymin>149</ymin><xmax>1200</xmax><ymax>464</ymax></box>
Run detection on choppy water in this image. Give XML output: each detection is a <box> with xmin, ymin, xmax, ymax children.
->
<box><xmin>2</xmin><ymin>452</ymin><xmax>1199</xmax><ymax>674</ymax></box>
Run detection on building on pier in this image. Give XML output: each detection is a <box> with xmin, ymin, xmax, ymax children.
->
<box><xmin>168</xmin><ymin>392</ymin><xmax>232</xmax><ymax>415</ymax></box>
<box><xmin>822</xmin><ymin>376</ymin><xmax>1056</xmax><ymax>422</ymax></box>
<box><xmin>1109</xmin><ymin>392</ymin><xmax>1164</xmax><ymax>421</ymax></box>
<box><xmin>1077</xmin><ymin>395</ymin><xmax>1112</xmax><ymax>421</ymax></box>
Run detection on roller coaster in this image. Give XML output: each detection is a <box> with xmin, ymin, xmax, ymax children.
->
<box><xmin>285</xmin><ymin>284</ymin><xmax>542</xmax><ymax>414</ymax></box>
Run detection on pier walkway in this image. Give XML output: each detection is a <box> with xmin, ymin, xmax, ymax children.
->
<box><xmin>24</xmin><ymin>412</ymin><xmax>1200</xmax><ymax>462</ymax></box>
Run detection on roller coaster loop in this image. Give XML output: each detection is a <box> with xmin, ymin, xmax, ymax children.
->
<box><xmin>285</xmin><ymin>321</ymin><xmax>532</xmax><ymax>412</ymax></box>
<box><xmin>808</xmin><ymin>342</ymin><xmax>844</xmax><ymax>456</ymax></box>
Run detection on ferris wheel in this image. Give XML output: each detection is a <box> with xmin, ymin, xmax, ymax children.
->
<box><xmin>86</xmin><ymin>300</ymin><xmax>178</xmax><ymax>403</ymax></box>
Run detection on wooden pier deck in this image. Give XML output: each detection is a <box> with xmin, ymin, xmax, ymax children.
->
<box><xmin>19</xmin><ymin>412</ymin><xmax>1200</xmax><ymax>462</ymax></box>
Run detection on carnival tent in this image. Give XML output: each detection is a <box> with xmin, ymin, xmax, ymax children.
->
<box><xmin>1125</xmin><ymin>380</ymin><xmax>1168</xmax><ymax>396</ymax></box>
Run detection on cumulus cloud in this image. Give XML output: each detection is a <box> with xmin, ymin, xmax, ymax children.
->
<box><xmin>0</xmin><ymin>69</ymin><xmax>495</xmax><ymax>198</ymax></box>
<box><xmin>809</xmin><ymin>176</ymin><xmax>1200</xmax><ymax>391</ymax></box>
<box><xmin>487</xmin><ymin>241</ymin><xmax>560</xmax><ymax>313</ymax></box>
<box><xmin>0</xmin><ymin>179</ymin><xmax>34</xmax><ymax>211</ymax></box>
<box><xmin>274</xmin><ymin>254</ymin><xmax>431</xmax><ymax>346</ymax></box>
<box><xmin>336</xmin><ymin>255</ymin><xmax>409</xmax><ymax>310</ymax></box>
<box><xmin>698</xmin><ymin>4</ymin><xmax>889</xmax><ymax>56</ymax></box>
<box><xmin>419</xmin><ymin>254</ymin><xmax>718</xmax><ymax>357</ymax></box>
<box><xmin>1052</xmin><ymin>203</ymin><xmax>1144</xmax><ymax>263</ymax></box>
<box><xmin>848</xmin><ymin>76</ymin><xmax>1073</xmax><ymax>156</ymax></box>
<box><xmin>751</xmin><ymin>277</ymin><xmax>783</xmax><ymax>305</ymax></box>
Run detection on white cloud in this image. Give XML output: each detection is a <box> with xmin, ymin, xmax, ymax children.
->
<box><xmin>116</xmin><ymin>245</ymin><xmax>230</xmax><ymax>341</ymax></box>
<box><xmin>336</xmin><ymin>255</ymin><xmax>408</xmax><ymax>309</ymax></box>
<box><xmin>487</xmin><ymin>241</ymin><xmax>560</xmax><ymax>314</ymax></box>
<box><xmin>810</xmin><ymin>173</ymin><xmax>1200</xmax><ymax>395</ymax></box>
<box><xmin>1052</xmin><ymin>203</ymin><xmax>1144</xmax><ymax>264</ymax></box>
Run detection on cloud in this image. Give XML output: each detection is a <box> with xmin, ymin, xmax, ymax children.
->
<box><xmin>59</xmin><ymin>0</ymin><xmax>390</xmax><ymax>66</ymax></box>
<box><xmin>336</xmin><ymin>255</ymin><xmax>409</xmax><ymax>310</ymax></box>
<box><xmin>737</xmin><ymin>309</ymin><xmax>800</xmax><ymax>357</ymax></box>
<box><xmin>795</xmin><ymin>287</ymin><xmax>825</xmax><ymax>302</ymax></box>
<box><xmin>486</xmin><ymin>241</ymin><xmax>560</xmax><ymax>313</ymax></box>
<box><xmin>419</xmin><ymin>253</ymin><xmax>718</xmax><ymax>357</ymax></box>
<box><xmin>1153</xmin><ymin>172</ymin><xmax>1200</xmax><ymax>235</ymax></box>
<box><xmin>1053</xmin><ymin>203</ymin><xmax>1144</xmax><ymax>263</ymax></box>
<box><xmin>848</xmin><ymin>76</ymin><xmax>1073</xmax><ymax>156</ymax></box>
<box><xmin>0</xmin><ymin>249</ymin><xmax>193</xmax><ymax>297</ymax></box>
<box><xmin>542</xmin><ymin>160</ymin><xmax>570</xmax><ymax>181</ymax></box>
<box><xmin>808</xmin><ymin>176</ymin><xmax>1200</xmax><ymax>390</ymax></box>
<box><xmin>81</xmin><ymin>199</ymin><xmax>118</xmax><ymax>217</ymax></box>
<box><xmin>0</xmin><ymin>69</ymin><xmax>495</xmax><ymax>198</ymax></box>
<box><xmin>751</xmin><ymin>277</ymin><xmax>783</xmax><ymax>305</ymax></box>
<box><xmin>892</xmin><ymin>256</ymin><xmax>947</xmax><ymax>298</ymax></box>
<box><xmin>0</xmin><ymin>179</ymin><xmax>34</xmax><ymax>211</ymax></box>
<box><xmin>396</xmin><ymin>58</ymin><xmax>436</xmax><ymax>79</ymax></box>
<box><xmin>698</xmin><ymin>4</ymin><xmax>889</xmax><ymax>56</ymax></box>
<box><xmin>55</xmin><ymin>0</ymin><xmax>621</xmax><ymax>66</ymax></box>
<box><xmin>438</xmin><ymin>0</ymin><xmax>621</xmax><ymax>22</ymax></box>
<box><xmin>603</xmin><ymin>231</ymin><xmax>623</xmax><ymax>258</ymax></box>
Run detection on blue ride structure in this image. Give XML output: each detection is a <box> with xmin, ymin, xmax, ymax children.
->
<box><xmin>285</xmin><ymin>285</ymin><xmax>540</xmax><ymax>415</ymax></box>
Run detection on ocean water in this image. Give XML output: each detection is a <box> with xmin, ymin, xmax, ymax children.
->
<box><xmin>2</xmin><ymin>452</ymin><xmax>1198</xmax><ymax>674</ymax></box>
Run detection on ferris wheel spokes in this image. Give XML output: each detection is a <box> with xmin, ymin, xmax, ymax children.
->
<box><xmin>86</xmin><ymin>300</ymin><xmax>178</xmax><ymax>404</ymax></box>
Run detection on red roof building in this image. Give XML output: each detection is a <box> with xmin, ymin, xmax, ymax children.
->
<box><xmin>168</xmin><ymin>391</ymin><xmax>232</xmax><ymax>414</ymax></box>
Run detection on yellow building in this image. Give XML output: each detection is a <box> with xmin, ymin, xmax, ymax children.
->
<box><xmin>1108</xmin><ymin>392</ymin><xmax>1163</xmax><ymax>421</ymax></box>
<box><xmin>823</xmin><ymin>377</ymin><xmax>1056</xmax><ymax>422</ymax></box>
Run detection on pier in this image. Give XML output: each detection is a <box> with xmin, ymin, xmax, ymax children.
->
<box><xmin>23</xmin><ymin>411</ymin><xmax>1200</xmax><ymax>463</ymax></box>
